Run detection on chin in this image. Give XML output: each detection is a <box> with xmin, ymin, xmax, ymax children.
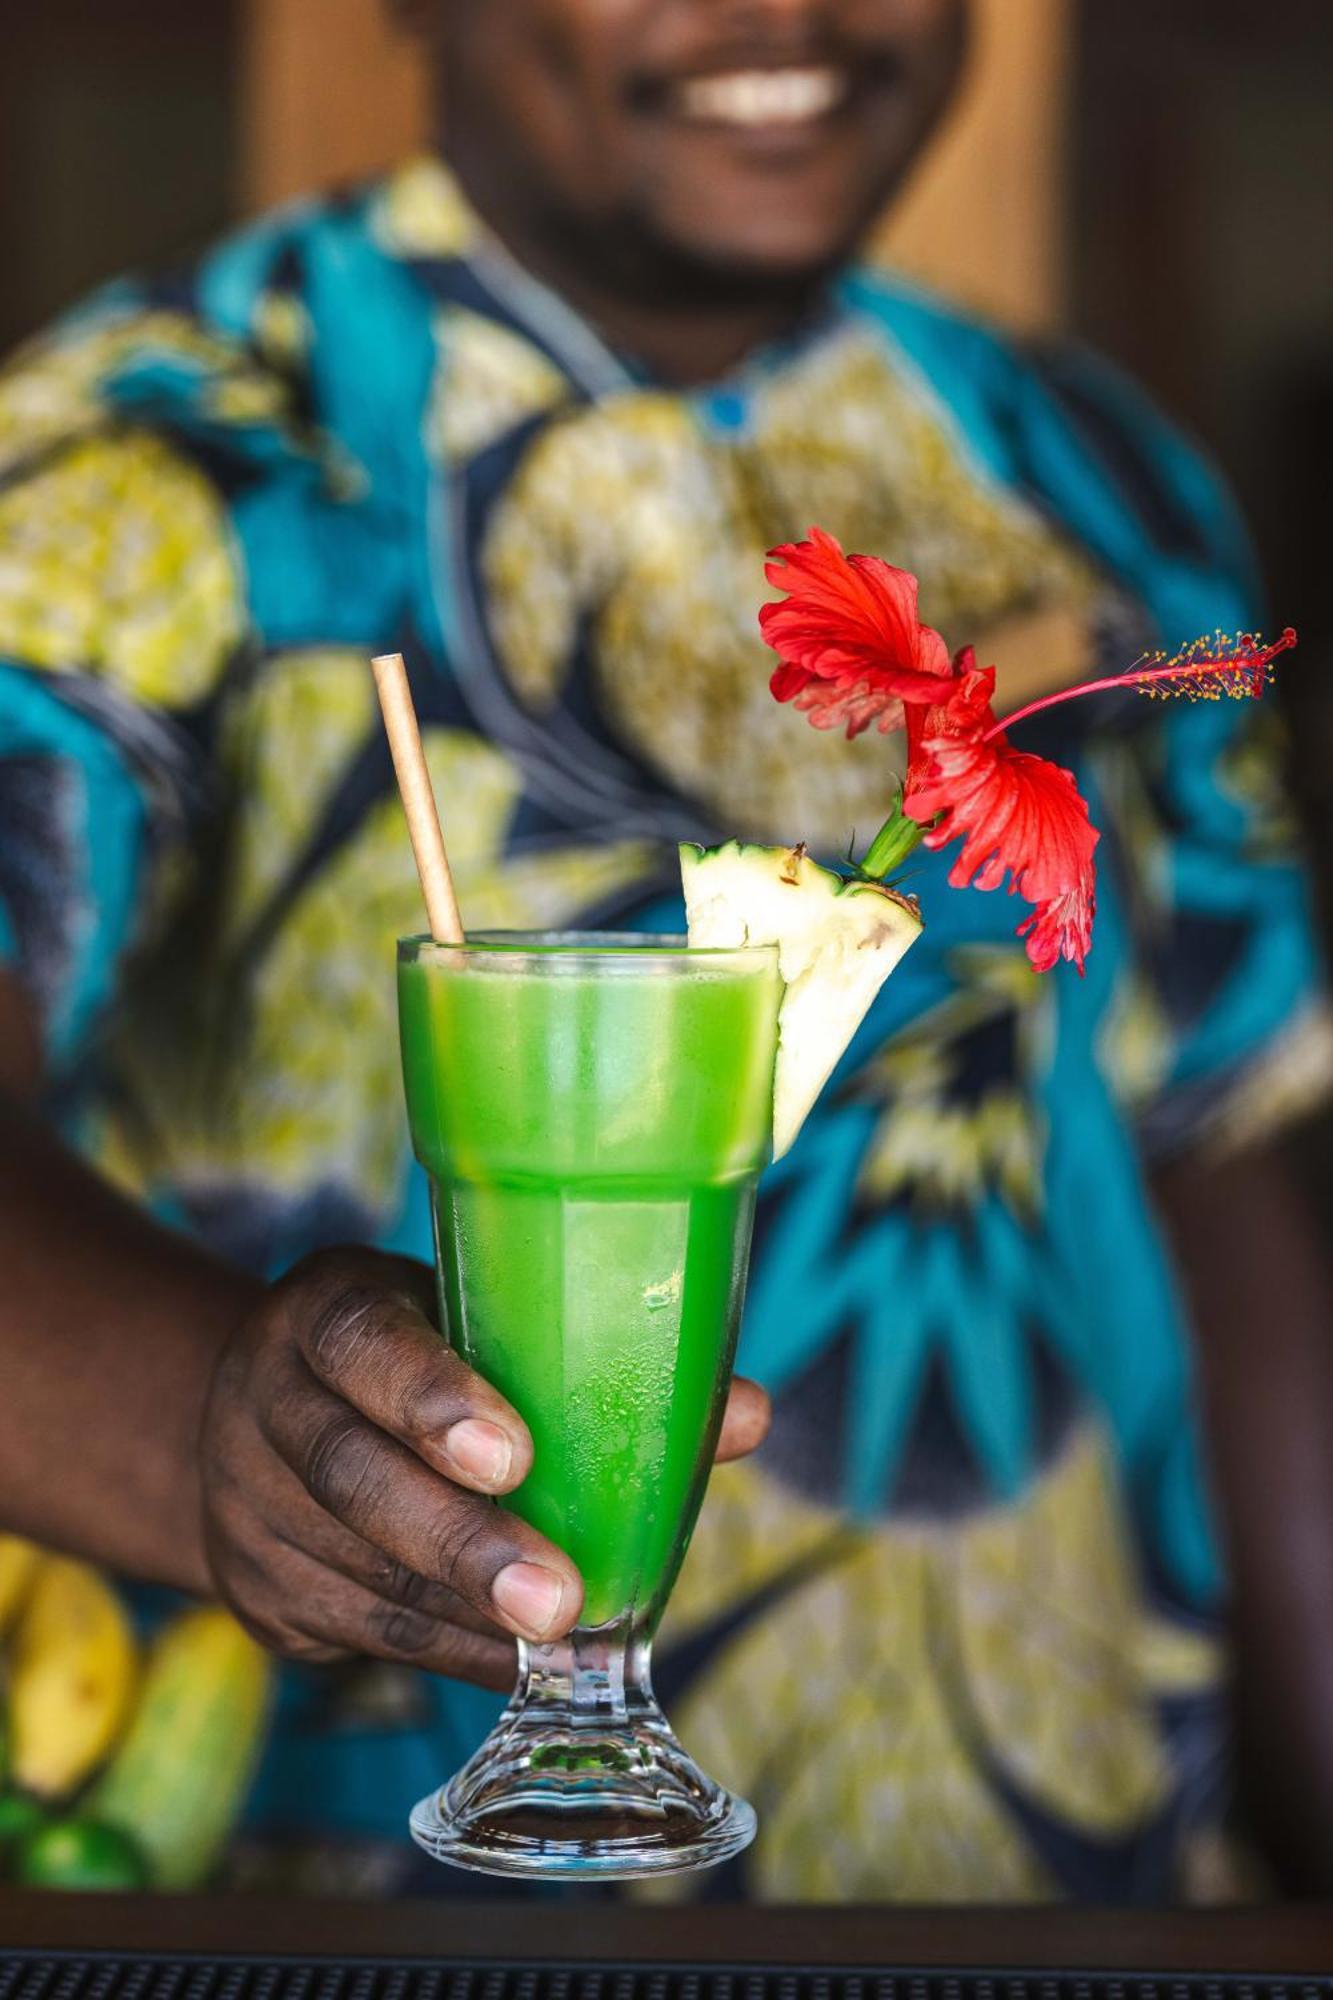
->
<box><xmin>633</xmin><ymin>137</ymin><xmax>897</xmax><ymax>290</ymax></box>
<box><xmin>647</xmin><ymin>198</ymin><xmax>869</xmax><ymax>296</ymax></box>
<box><xmin>681</xmin><ymin>229</ymin><xmax>847</xmax><ymax>283</ymax></box>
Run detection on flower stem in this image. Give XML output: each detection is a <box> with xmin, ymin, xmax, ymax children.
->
<box><xmin>856</xmin><ymin>799</ymin><xmax>925</xmax><ymax>880</ymax></box>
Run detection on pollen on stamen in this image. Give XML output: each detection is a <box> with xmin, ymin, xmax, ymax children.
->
<box><xmin>1129</xmin><ymin>627</ymin><xmax>1297</xmax><ymax>703</ymax></box>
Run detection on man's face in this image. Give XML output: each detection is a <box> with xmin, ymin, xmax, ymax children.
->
<box><xmin>431</xmin><ymin>0</ymin><xmax>968</xmax><ymax>290</ymax></box>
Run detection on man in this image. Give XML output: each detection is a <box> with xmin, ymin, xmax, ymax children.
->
<box><xmin>2</xmin><ymin>0</ymin><xmax>1333</xmax><ymax>1899</ymax></box>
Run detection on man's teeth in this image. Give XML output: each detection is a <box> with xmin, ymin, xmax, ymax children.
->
<box><xmin>675</xmin><ymin>68</ymin><xmax>845</xmax><ymax>127</ymax></box>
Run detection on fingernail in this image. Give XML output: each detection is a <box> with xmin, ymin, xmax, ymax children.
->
<box><xmin>492</xmin><ymin>1561</ymin><xmax>568</xmax><ymax>1639</ymax></box>
<box><xmin>445</xmin><ymin>1419</ymin><xmax>513</xmax><ymax>1487</ymax></box>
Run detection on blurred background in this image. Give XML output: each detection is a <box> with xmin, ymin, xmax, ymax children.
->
<box><xmin>3</xmin><ymin>0</ymin><xmax>1331</xmax><ymax>853</ymax></box>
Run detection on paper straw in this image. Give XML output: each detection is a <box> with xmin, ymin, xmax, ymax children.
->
<box><xmin>371</xmin><ymin>652</ymin><xmax>464</xmax><ymax>945</ymax></box>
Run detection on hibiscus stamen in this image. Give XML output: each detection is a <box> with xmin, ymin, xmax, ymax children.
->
<box><xmin>983</xmin><ymin>628</ymin><xmax>1297</xmax><ymax>741</ymax></box>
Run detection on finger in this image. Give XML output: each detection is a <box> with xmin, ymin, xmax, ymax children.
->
<box><xmin>265</xmin><ymin>1362</ymin><xmax>583</xmax><ymax>1642</ymax></box>
<box><xmin>715</xmin><ymin>1375</ymin><xmax>772</xmax><ymax>1463</ymax></box>
<box><xmin>225</xmin><ymin>1435</ymin><xmax>510</xmax><ymax>1642</ymax></box>
<box><xmin>282</xmin><ymin>1249</ymin><xmax>532</xmax><ymax>1494</ymax></box>
<box><xmin>240</xmin><ymin>1535</ymin><xmax>518</xmax><ymax>1692</ymax></box>
<box><xmin>346</xmin><ymin>1544</ymin><xmax>512</xmax><ymax>1642</ymax></box>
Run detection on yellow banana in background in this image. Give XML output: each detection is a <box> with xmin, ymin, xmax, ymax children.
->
<box><xmin>92</xmin><ymin>1604</ymin><xmax>272</xmax><ymax>1891</ymax></box>
<box><xmin>0</xmin><ymin>1536</ymin><xmax>40</xmax><ymax>1637</ymax></box>
<box><xmin>8</xmin><ymin>1557</ymin><xmax>138</xmax><ymax>1798</ymax></box>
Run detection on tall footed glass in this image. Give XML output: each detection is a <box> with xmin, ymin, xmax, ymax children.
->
<box><xmin>397</xmin><ymin>931</ymin><xmax>781</xmax><ymax>1878</ymax></box>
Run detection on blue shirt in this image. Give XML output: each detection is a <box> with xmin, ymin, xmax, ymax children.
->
<box><xmin>0</xmin><ymin>157</ymin><xmax>1327</xmax><ymax>1901</ymax></box>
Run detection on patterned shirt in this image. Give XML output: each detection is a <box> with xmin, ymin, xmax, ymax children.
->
<box><xmin>1</xmin><ymin>157</ymin><xmax>1329</xmax><ymax>1902</ymax></box>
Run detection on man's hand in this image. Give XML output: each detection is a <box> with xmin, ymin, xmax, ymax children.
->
<box><xmin>200</xmin><ymin>1247</ymin><xmax>770</xmax><ymax>1691</ymax></box>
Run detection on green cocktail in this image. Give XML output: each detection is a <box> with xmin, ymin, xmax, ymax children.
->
<box><xmin>397</xmin><ymin>931</ymin><xmax>780</xmax><ymax>1878</ymax></box>
<box><xmin>400</xmin><ymin>937</ymin><xmax>777</xmax><ymax>1628</ymax></box>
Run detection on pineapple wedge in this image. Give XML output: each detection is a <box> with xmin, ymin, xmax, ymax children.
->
<box><xmin>680</xmin><ymin>840</ymin><xmax>922</xmax><ymax>1160</ymax></box>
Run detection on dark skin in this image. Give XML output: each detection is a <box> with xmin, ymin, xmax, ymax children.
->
<box><xmin>2</xmin><ymin>0</ymin><xmax>1332</xmax><ymax>1890</ymax></box>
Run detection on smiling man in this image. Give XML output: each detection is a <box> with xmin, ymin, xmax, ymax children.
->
<box><xmin>423</xmin><ymin>0</ymin><xmax>964</xmax><ymax>374</ymax></box>
<box><xmin>2</xmin><ymin>0</ymin><xmax>1333</xmax><ymax>1902</ymax></box>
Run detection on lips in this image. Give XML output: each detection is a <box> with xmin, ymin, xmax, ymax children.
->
<box><xmin>671</xmin><ymin>66</ymin><xmax>849</xmax><ymax>130</ymax></box>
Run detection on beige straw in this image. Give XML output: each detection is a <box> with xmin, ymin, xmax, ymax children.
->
<box><xmin>371</xmin><ymin>652</ymin><xmax>465</xmax><ymax>945</ymax></box>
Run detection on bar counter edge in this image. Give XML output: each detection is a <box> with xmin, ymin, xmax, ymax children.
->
<box><xmin>0</xmin><ymin>1894</ymin><xmax>1331</xmax><ymax>1972</ymax></box>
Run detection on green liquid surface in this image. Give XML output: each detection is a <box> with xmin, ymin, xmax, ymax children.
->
<box><xmin>398</xmin><ymin>944</ymin><xmax>779</xmax><ymax>1629</ymax></box>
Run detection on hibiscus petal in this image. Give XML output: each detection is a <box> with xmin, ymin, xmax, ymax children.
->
<box><xmin>769</xmin><ymin>662</ymin><xmax>814</xmax><ymax>702</ymax></box>
<box><xmin>1018</xmin><ymin>881</ymin><xmax>1096</xmax><ymax>974</ymax></box>
<box><xmin>794</xmin><ymin>681</ymin><xmax>906</xmax><ymax>738</ymax></box>
<box><xmin>902</xmin><ymin>665</ymin><xmax>1099</xmax><ymax>973</ymax></box>
<box><xmin>762</xmin><ymin>529</ymin><xmax>957</xmax><ymax>711</ymax></box>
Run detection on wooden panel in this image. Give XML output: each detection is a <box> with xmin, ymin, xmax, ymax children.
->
<box><xmin>877</xmin><ymin>0</ymin><xmax>1071</xmax><ymax>331</ymax></box>
<box><xmin>0</xmin><ymin>0</ymin><xmax>236</xmax><ymax>352</ymax></box>
<box><xmin>238</xmin><ymin>0</ymin><xmax>428</xmax><ymax>213</ymax></box>
<box><xmin>238</xmin><ymin>0</ymin><xmax>1069</xmax><ymax>330</ymax></box>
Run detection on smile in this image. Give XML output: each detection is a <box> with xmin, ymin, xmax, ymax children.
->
<box><xmin>671</xmin><ymin>66</ymin><xmax>849</xmax><ymax>129</ymax></box>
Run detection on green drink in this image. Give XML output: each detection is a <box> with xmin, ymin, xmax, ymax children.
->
<box><xmin>397</xmin><ymin>931</ymin><xmax>780</xmax><ymax>1878</ymax></box>
<box><xmin>399</xmin><ymin>938</ymin><xmax>778</xmax><ymax>1629</ymax></box>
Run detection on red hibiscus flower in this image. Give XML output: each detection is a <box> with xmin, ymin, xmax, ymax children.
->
<box><xmin>761</xmin><ymin>528</ymin><xmax>954</xmax><ymax>737</ymax></box>
<box><xmin>903</xmin><ymin>653</ymin><xmax>1099</xmax><ymax>974</ymax></box>
<box><xmin>762</xmin><ymin>528</ymin><xmax>1296</xmax><ymax>974</ymax></box>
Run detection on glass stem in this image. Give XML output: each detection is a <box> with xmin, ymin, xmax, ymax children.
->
<box><xmin>515</xmin><ymin>1620</ymin><xmax>655</xmax><ymax>1729</ymax></box>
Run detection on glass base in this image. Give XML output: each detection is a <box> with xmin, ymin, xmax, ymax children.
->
<box><xmin>409</xmin><ymin>1628</ymin><xmax>756</xmax><ymax>1879</ymax></box>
